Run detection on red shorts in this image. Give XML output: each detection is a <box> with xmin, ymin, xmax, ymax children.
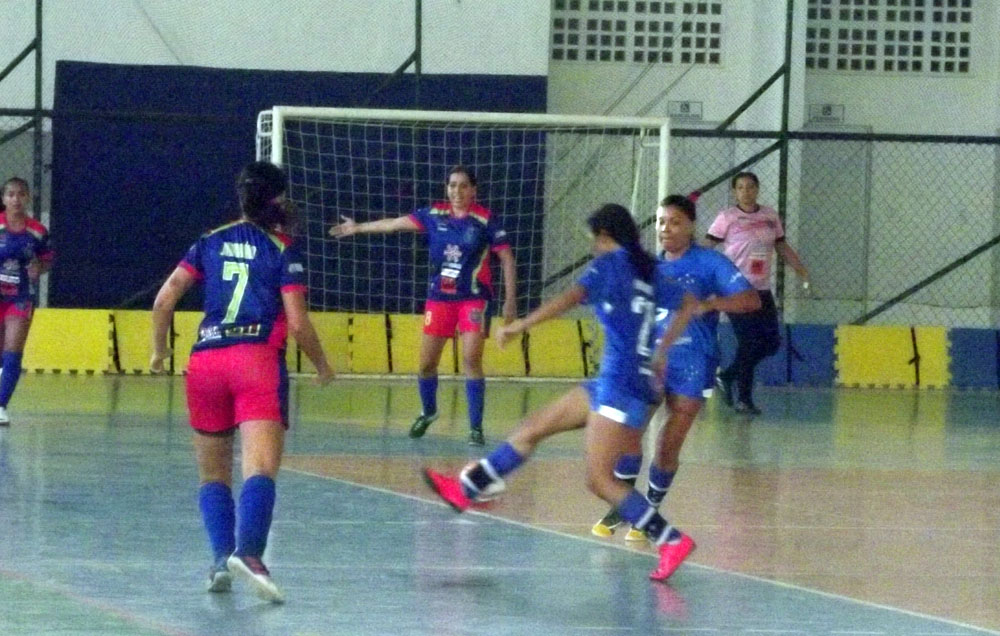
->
<box><xmin>423</xmin><ymin>299</ymin><xmax>487</xmax><ymax>337</ymax></box>
<box><xmin>185</xmin><ymin>344</ymin><xmax>288</xmax><ymax>434</ymax></box>
<box><xmin>0</xmin><ymin>299</ymin><xmax>33</xmax><ymax>321</ymax></box>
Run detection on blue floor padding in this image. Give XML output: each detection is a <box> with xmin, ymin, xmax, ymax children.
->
<box><xmin>949</xmin><ymin>328</ymin><xmax>999</xmax><ymax>389</ymax></box>
<box><xmin>717</xmin><ymin>322</ymin><xmax>789</xmax><ymax>387</ymax></box>
<box><xmin>787</xmin><ymin>324</ymin><xmax>836</xmax><ymax>387</ymax></box>
<box><xmin>717</xmin><ymin>323</ymin><xmax>835</xmax><ymax>387</ymax></box>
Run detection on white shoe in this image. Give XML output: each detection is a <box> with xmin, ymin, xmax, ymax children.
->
<box><xmin>206</xmin><ymin>561</ymin><xmax>232</xmax><ymax>593</ymax></box>
<box><xmin>227</xmin><ymin>554</ymin><xmax>284</xmax><ymax>603</ymax></box>
<box><xmin>0</xmin><ymin>406</ymin><xmax>10</xmax><ymax>426</ymax></box>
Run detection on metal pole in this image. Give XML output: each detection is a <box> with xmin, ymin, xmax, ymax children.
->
<box><xmin>0</xmin><ymin>41</ymin><xmax>36</xmax><ymax>86</ymax></box>
<box><xmin>776</xmin><ymin>0</ymin><xmax>793</xmax><ymax>308</ymax></box>
<box><xmin>414</xmin><ymin>0</ymin><xmax>422</xmax><ymax>108</ymax></box>
<box><xmin>33</xmin><ymin>0</ymin><xmax>43</xmax><ymax>219</ymax></box>
<box><xmin>715</xmin><ymin>66</ymin><xmax>785</xmax><ymax>132</ymax></box>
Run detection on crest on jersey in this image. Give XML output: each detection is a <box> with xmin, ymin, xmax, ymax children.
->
<box><xmin>444</xmin><ymin>244</ymin><xmax>462</xmax><ymax>263</ymax></box>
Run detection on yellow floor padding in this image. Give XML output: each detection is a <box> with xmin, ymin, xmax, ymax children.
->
<box><xmin>526</xmin><ymin>318</ymin><xmax>586</xmax><ymax>378</ymax></box>
<box><xmin>170</xmin><ymin>312</ymin><xmax>203</xmax><ymax>374</ymax></box>
<box><xmin>387</xmin><ymin>314</ymin><xmax>456</xmax><ymax>375</ymax></box>
<box><xmin>299</xmin><ymin>312</ymin><xmax>350</xmax><ymax>374</ymax></box>
<box><xmin>836</xmin><ymin>325</ymin><xmax>950</xmax><ymax>389</ymax></box>
<box><xmin>111</xmin><ymin>310</ymin><xmax>152</xmax><ymax>374</ymax></box>
<box><xmin>579</xmin><ymin>317</ymin><xmax>604</xmax><ymax>377</ymax></box>
<box><xmin>349</xmin><ymin>313</ymin><xmax>389</xmax><ymax>373</ymax></box>
<box><xmin>23</xmin><ymin>309</ymin><xmax>111</xmax><ymax>373</ymax></box>
<box><xmin>477</xmin><ymin>332</ymin><xmax>527</xmax><ymax>377</ymax></box>
<box><xmin>913</xmin><ymin>326</ymin><xmax>950</xmax><ymax>388</ymax></box>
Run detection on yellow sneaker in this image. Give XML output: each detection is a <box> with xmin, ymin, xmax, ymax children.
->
<box><xmin>625</xmin><ymin>527</ymin><xmax>647</xmax><ymax>542</ymax></box>
<box><xmin>591</xmin><ymin>509</ymin><xmax>623</xmax><ymax>537</ymax></box>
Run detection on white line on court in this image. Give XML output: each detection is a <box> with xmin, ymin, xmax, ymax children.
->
<box><xmin>284</xmin><ymin>466</ymin><xmax>1000</xmax><ymax>636</ymax></box>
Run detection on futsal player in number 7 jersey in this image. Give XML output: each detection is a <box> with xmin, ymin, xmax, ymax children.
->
<box><xmin>329</xmin><ymin>165</ymin><xmax>517</xmax><ymax>446</ymax></box>
<box><xmin>424</xmin><ymin>203</ymin><xmax>701</xmax><ymax>582</ymax></box>
<box><xmin>151</xmin><ymin>162</ymin><xmax>334</xmax><ymax>603</ymax></box>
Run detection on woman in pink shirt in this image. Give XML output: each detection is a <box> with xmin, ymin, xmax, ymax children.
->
<box><xmin>705</xmin><ymin>172</ymin><xmax>809</xmax><ymax>414</ymax></box>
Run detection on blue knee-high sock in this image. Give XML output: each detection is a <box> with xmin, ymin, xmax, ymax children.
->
<box><xmin>613</xmin><ymin>454</ymin><xmax>642</xmax><ymax>482</ymax></box>
<box><xmin>236</xmin><ymin>475</ymin><xmax>276</xmax><ymax>558</ymax></box>
<box><xmin>465</xmin><ymin>378</ymin><xmax>485</xmax><ymax>431</ymax></box>
<box><xmin>646</xmin><ymin>465</ymin><xmax>676</xmax><ymax>507</ymax></box>
<box><xmin>461</xmin><ymin>442</ymin><xmax>524</xmax><ymax>498</ymax></box>
<box><xmin>617</xmin><ymin>490</ymin><xmax>681</xmax><ymax>545</ymax></box>
<box><xmin>418</xmin><ymin>376</ymin><xmax>438</xmax><ymax>416</ymax></box>
<box><xmin>0</xmin><ymin>352</ymin><xmax>23</xmax><ymax>407</ymax></box>
<box><xmin>199</xmin><ymin>482</ymin><xmax>235</xmax><ymax>563</ymax></box>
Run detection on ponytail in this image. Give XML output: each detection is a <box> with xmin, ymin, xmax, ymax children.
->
<box><xmin>624</xmin><ymin>240</ymin><xmax>656</xmax><ymax>283</ymax></box>
<box><xmin>236</xmin><ymin>161</ymin><xmax>289</xmax><ymax>231</ymax></box>
<box><xmin>587</xmin><ymin>203</ymin><xmax>656</xmax><ymax>283</ymax></box>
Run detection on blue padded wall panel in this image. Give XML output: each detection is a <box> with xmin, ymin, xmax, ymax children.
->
<box><xmin>50</xmin><ymin>62</ymin><xmax>546</xmax><ymax>308</ymax></box>
<box><xmin>948</xmin><ymin>328</ymin><xmax>999</xmax><ymax>389</ymax></box>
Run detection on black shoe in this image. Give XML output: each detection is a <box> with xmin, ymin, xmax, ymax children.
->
<box><xmin>715</xmin><ymin>375</ymin><xmax>735</xmax><ymax>407</ymax></box>
<box><xmin>409</xmin><ymin>413</ymin><xmax>438</xmax><ymax>438</ymax></box>
<box><xmin>468</xmin><ymin>429</ymin><xmax>485</xmax><ymax>446</ymax></box>
<box><xmin>734</xmin><ymin>401</ymin><xmax>762</xmax><ymax>416</ymax></box>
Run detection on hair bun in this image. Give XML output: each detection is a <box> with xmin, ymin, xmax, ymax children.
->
<box><xmin>687</xmin><ymin>190</ymin><xmax>701</xmax><ymax>203</ymax></box>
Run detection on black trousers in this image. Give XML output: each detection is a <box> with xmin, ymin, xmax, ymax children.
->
<box><xmin>720</xmin><ymin>290</ymin><xmax>780</xmax><ymax>405</ymax></box>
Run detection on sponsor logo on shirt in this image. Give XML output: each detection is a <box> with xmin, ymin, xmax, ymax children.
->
<box><xmin>220</xmin><ymin>242</ymin><xmax>257</xmax><ymax>260</ymax></box>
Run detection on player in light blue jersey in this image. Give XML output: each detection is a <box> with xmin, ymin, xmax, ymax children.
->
<box><xmin>329</xmin><ymin>166</ymin><xmax>517</xmax><ymax>446</ymax></box>
<box><xmin>592</xmin><ymin>194</ymin><xmax>760</xmax><ymax>542</ymax></box>
<box><xmin>424</xmin><ymin>203</ymin><xmax>702</xmax><ymax>582</ymax></box>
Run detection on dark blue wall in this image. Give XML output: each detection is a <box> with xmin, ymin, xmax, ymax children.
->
<box><xmin>50</xmin><ymin>61</ymin><xmax>546</xmax><ymax>308</ymax></box>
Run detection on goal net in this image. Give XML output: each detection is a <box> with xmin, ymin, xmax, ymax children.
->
<box><xmin>256</xmin><ymin>107</ymin><xmax>670</xmax><ymax>319</ymax></box>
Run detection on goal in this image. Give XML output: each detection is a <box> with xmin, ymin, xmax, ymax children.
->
<box><xmin>255</xmin><ymin>107</ymin><xmax>670</xmax><ymax>317</ymax></box>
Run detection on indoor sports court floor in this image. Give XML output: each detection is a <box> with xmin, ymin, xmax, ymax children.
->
<box><xmin>0</xmin><ymin>373</ymin><xmax>997</xmax><ymax>635</ymax></box>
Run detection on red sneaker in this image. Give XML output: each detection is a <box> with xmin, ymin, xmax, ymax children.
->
<box><xmin>422</xmin><ymin>468</ymin><xmax>473</xmax><ymax>512</ymax></box>
<box><xmin>649</xmin><ymin>533</ymin><xmax>695</xmax><ymax>581</ymax></box>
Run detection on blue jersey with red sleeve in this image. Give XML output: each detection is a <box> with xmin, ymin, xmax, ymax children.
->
<box><xmin>578</xmin><ymin>248</ymin><xmax>686</xmax><ymax>399</ymax></box>
<box><xmin>408</xmin><ymin>202</ymin><xmax>510</xmax><ymax>302</ymax></box>
<box><xmin>0</xmin><ymin>213</ymin><xmax>54</xmax><ymax>303</ymax></box>
<box><xmin>179</xmin><ymin>220</ymin><xmax>306</xmax><ymax>353</ymax></box>
<box><xmin>655</xmin><ymin>245</ymin><xmax>752</xmax><ymax>357</ymax></box>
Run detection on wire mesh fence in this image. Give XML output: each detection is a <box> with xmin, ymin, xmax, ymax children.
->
<box><xmin>0</xmin><ymin>113</ymin><xmax>50</xmax><ymax>220</ymax></box>
<box><xmin>668</xmin><ymin>129</ymin><xmax>1000</xmax><ymax>328</ymax></box>
<box><xmin>9</xmin><ymin>107</ymin><xmax>1000</xmax><ymax>328</ymax></box>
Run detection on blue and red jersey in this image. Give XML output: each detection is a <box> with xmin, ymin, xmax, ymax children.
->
<box><xmin>179</xmin><ymin>220</ymin><xmax>306</xmax><ymax>353</ymax></box>
<box><xmin>408</xmin><ymin>202</ymin><xmax>510</xmax><ymax>302</ymax></box>
<box><xmin>0</xmin><ymin>213</ymin><xmax>53</xmax><ymax>302</ymax></box>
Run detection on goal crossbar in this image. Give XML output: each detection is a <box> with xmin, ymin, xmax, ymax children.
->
<box><xmin>261</xmin><ymin>107</ymin><xmax>670</xmax><ymax>202</ymax></box>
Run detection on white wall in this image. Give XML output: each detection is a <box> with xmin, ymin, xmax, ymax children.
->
<box><xmin>805</xmin><ymin>3</ymin><xmax>1000</xmax><ymax>135</ymax></box>
<box><xmin>549</xmin><ymin>1</ymin><xmax>998</xmax><ymax>135</ymax></box>
<box><xmin>547</xmin><ymin>0</ymin><xmax>806</xmax><ymax>129</ymax></box>
<box><xmin>0</xmin><ymin>0</ymin><xmax>550</xmax><ymax>109</ymax></box>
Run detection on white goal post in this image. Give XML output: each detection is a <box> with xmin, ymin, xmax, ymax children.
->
<box><xmin>255</xmin><ymin>107</ymin><xmax>670</xmax><ymax>317</ymax></box>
